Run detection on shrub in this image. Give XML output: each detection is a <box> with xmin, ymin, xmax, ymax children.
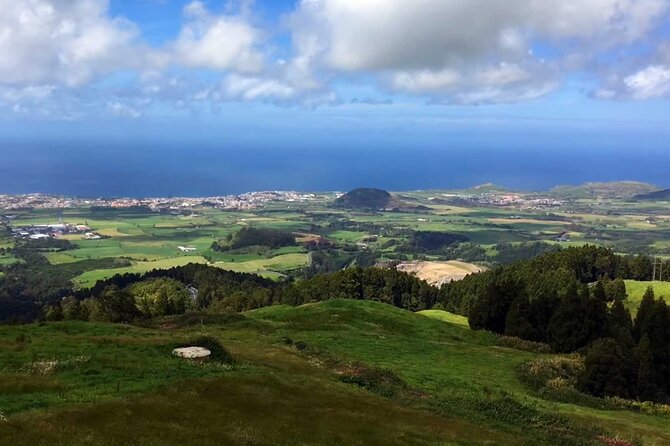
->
<box><xmin>497</xmin><ymin>335</ymin><xmax>551</xmax><ymax>353</ymax></box>
<box><xmin>519</xmin><ymin>355</ymin><xmax>585</xmax><ymax>391</ymax></box>
<box><xmin>338</xmin><ymin>362</ymin><xmax>406</xmax><ymax>398</ymax></box>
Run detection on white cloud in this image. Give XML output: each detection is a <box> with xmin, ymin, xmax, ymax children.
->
<box><xmin>0</xmin><ymin>0</ymin><xmax>147</xmax><ymax>87</ymax></box>
<box><xmin>625</xmin><ymin>65</ymin><xmax>670</xmax><ymax>99</ymax></box>
<box><xmin>222</xmin><ymin>74</ymin><xmax>295</xmax><ymax>100</ymax></box>
<box><xmin>171</xmin><ymin>1</ymin><xmax>264</xmax><ymax>73</ymax></box>
<box><xmin>287</xmin><ymin>0</ymin><xmax>670</xmax><ymax>103</ymax></box>
<box><xmin>392</xmin><ymin>70</ymin><xmax>461</xmax><ymax>93</ymax></box>
<box><xmin>106</xmin><ymin>100</ymin><xmax>141</xmax><ymax>118</ymax></box>
<box><xmin>1</xmin><ymin>0</ymin><xmax>669</xmax><ymax>115</ymax></box>
<box><xmin>0</xmin><ymin>85</ymin><xmax>55</xmax><ymax>102</ymax></box>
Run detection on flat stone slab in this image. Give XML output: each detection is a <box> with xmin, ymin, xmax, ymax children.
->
<box><xmin>172</xmin><ymin>346</ymin><xmax>211</xmax><ymax>359</ymax></box>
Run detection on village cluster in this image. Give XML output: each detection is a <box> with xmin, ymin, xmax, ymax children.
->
<box><xmin>0</xmin><ymin>191</ymin><xmax>324</xmax><ymax>211</ymax></box>
<box><xmin>7</xmin><ymin>222</ymin><xmax>101</xmax><ymax>241</ymax></box>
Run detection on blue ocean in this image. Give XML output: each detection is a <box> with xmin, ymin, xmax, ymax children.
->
<box><xmin>1</xmin><ymin>141</ymin><xmax>669</xmax><ymax>197</ymax></box>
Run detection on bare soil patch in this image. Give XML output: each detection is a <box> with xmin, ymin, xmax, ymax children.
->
<box><xmin>396</xmin><ymin>260</ymin><xmax>483</xmax><ymax>286</ymax></box>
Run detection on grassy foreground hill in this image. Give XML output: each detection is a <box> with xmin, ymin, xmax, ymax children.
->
<box><xmin>1</xmin><ymin>300</ymin><xmax>669</xmax><ymax>445</ymax></box>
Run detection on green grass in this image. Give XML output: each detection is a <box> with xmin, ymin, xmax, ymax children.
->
<box><xmin>72</xmin><ymin>256</ymin><xmax>209</xmax><ymax>288</ymax></box>
<box><xmin>418</xmin><ymin>309</ymin><xmax>470</xmax><ymax>327</ymax></box>
<box><xmin>624</xmin><ymin>280</ymin><xmax>670</xmax><ymax>315</ymax></box>
<box><xmin>1</xmin><ymin>300</ymin><xmax>669</xmax><ymax>445</ymax></box>
<box><xmin>0</xmin><ymin>254</ymin><xmax>19</xmax><ymax>266</ymax></box>
<box><xmin>214</xmin><ymin>253</ymin><xmax>308</xmax><ymax>274</ymax></box>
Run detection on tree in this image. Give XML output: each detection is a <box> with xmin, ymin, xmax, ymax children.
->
<box><xmin>43</xmin><ymin>304</ymin><xmax>63</xmax><ymax>321</ymax></box>
<box><xmin>580</xmin><ymin>338</ymin><xmax>635</xmax><ymax>399</ymax></box>
<box><xmin>605</xmin><ymin>278</ymin><xmax>627</xmax><ymax>301</ymax></box>
<box><xmin>608</xmin><ymin>299</ymin><xmax>633</xmax><ymax>345</ymax></box>
<box><xmin>592</xmin><ymin>278</ymin><xmax>607</xmax><ymax>303</ymax></box>
<box><xmin>637</xmin><ymin>335</ymin><xmax>658</xmax><ymax>401</ymax></box>
<box><xmin>98</xmin><ymin>286</ymin><xmax>140</xmax><ymax>323</ymax></box>
<box><xmin>633</xmin><ymin>286</ymin><xmax>655</xmax><ymax>342</ymax></box>
<box><xmin>61</xmin><ymin>296</ymin><xmax>83</xmax><ymax>320</ymax></box>
<box><xmin>128</xmin><ymin>278</ymin><xmax>192</xmax><ymax>317</ymax></box>
<box><xmin>547</xmin><ymin>286</ymin><xmax>590</xmax><ymax>353</ymax></box>
<box><xmin>504</xmin><ymin>295</ymin><xmax>538</xmax><ymax>340</ymax></box>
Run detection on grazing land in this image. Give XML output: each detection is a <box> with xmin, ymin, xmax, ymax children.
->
<box><xmin>0</xmin><ymin>300</ymin><xmax>668</xmax><ymax>445</ymax></box>
<box><xmin>624</xmin><ymin>280</ymin><xmax>670</xmax><ymax>315</ymax></box>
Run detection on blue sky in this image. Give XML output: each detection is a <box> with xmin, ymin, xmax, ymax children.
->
<box><xmin>1</xmin><ymin>0</ymin><xmax>669</xmax><ymax>151</ymax></box>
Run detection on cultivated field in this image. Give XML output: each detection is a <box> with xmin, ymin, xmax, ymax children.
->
<box><xmin>5</xmin><ymin>185</ymin><xmax>670</xmax><ymax>290</ymax></box>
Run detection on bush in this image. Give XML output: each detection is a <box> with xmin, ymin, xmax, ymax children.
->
<box><xmin>338</xmin><ymin>362</ymin><xmax>407</xmax><ymax>398</ymax></box>
<box><xmin>497</xmin><ymin>335</ymin><xmax>551</xmax><ymax>353</ymax></box>
<box><xmin>519</xmin><ymin>355</ymin><xmax>585</xmax><ymax>392</ymax></box>
<box><xmin>176</xmin><ymin>336</ymin><xmax>234</xmax><ymax>364</ymax></box>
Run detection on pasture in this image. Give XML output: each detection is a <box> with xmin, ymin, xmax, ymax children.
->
<box><xmin>624</xmin><ymin>280</ymin><xmax>670</xmax><ymax>315</ymax></box>
<box><xmin>1</xmin><ymin>300</ymin><xmax>668</xmax><ymax>445</ymax></box>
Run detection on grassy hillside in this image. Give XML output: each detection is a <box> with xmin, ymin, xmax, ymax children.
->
<box><xmin>549</xmin><ymin>181</ymin><xmax>658</xmax><ymax>199</ymax></box>
<box><xmin>1</xmin><ymin>300</ymin><xmax>669</xmax><ymax>445</ymax></box>
<box><xmin>633</xmin><ymin>188</ymin><xmax>670</xmax><ymax>201</ymax></box>
<box><xmin>624</xmin><ymin>280</ymin><xmax>670</xmax><ymax>315</ymax></box>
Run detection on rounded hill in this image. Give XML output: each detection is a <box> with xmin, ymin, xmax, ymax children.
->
<box><xmin>332</xmin><ymin>188</ymin><xmax>427</xmax><ymax>211</ymax></box>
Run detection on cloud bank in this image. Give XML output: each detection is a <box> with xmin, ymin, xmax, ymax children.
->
<box><xmin>0</xmin><ymin>0</ymin><xmax>669</xmax><ymax>117</ymax></box>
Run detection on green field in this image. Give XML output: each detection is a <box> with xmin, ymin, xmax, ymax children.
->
<box><xmin>0</xmin><ymin>300</ymin><xmax>668</xmax><ymax>445</ymax></box>
<box><xmin>625</xmin><ymin>280</ymin><xmax>670</xmax><ymax>315</ymax></box>
<box><xmin>5</xmin><ymin>186</ymin><xmax>670</xmax><ymax>290</ymax></box>
<box><xmin>72</xmin><ymin>256</ymin><xmax>209</xmax><ymax>288</ymax></box>
<box><xmin>0</xmin><ymin>254</ymin><xmax>19</xmax><ymax>266</ymax></box>
<box><xmin>417</xmin><ymin>308</ymin><xmax>470</xmax><ymax>327</ymax></box>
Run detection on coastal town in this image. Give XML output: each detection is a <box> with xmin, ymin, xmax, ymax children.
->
<box><xmin>0</xmin><ymin>191</ymin><xmax>327</xmax><ymax>211</ymax></box>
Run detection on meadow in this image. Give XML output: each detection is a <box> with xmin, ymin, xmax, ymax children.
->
<box><xmin>0</xmin><ymin>300</ymin><xmax>668</xmax><ymax>445</ymax></box>
<box><xmin>624</xmin><ymin>280</ymin><xmax>670</xmax><ymax>315</ymax></box>
<box><xmin>3</xmin><ymin>187</ymin><xmax>670</xmax><ymax>443</ymax></box>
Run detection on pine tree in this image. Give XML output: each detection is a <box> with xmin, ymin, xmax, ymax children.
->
<box><xmin>592</xmin><ymin>278</ymin><xmax>608</xmax><ymax>302</ymax></box>
<box><xmin>504</xmin><ymin>294</ymin><xmax>538</xmax><ymax>341</ymax></box>
<box><xmin>548</xmin><ymin>288</ymin><xmax>590</xmax><ymax>353</ymax></box>
<box><xmin>637</xmin><ymin>335</ymin><xmax>658</xmax><ymax>401</ymax></box>
<box><xmin>634</xmin><ymin>286</ymin><xmax>656</xmax><ymax>342</ymax></box>
<box><xmin>608</xmin><ymin>278</ymin><xmax>627</xmax><ymax>301</ymax></box>
<box><xmin>580</xmin><ymin>338</ymin><xmax>635</xmax><ymax>399</ymax></box>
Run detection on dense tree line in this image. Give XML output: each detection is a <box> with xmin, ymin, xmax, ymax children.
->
<box><xmin>395</xmin><ymin>231</ymin><xmax>469</xmax><ymax>254</ymax></box>
<box><xmin>282</xmin><ymin>266</ymin><xmax>438</xmax><ymax>311</ymax></box>
<box><xmin>46</xmin><ymin>263</ymin><xmax>437</xmax><ymax>322</ymax></box>
<box><xmin>15</xmin><ymin>238</ymin><xmax>75</xmax><ymax>252</ymax></box>
<box><xmin>302</xmin><ymin>249</ymin><xmax>379</xmax><ymax>277</ymax></box>
<box><xmin>577</xmin><ymin>286</ymin><xmax>670</xmax><ymax>403</ymax></box>
<box><xmin>0</xmin><ymin>240</ymin><xmax>75</xmax><ymax>323</ymax></box>
<box><xmin>439</xmin><ymin>245</ymin><xmax>655</xmax><ymax>318</ymax></box>
<box><xmin>212</xmin><ymin>227</ymin><xmax>296</xmax><ymax>251</ymax></box>
<box><xmin>439</xmin><ymin>245</ymin><xmax>670</xmax><ymax>403</ymax></box>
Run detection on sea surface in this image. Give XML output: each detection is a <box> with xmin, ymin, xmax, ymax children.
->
<box><xmin>1</xmin><ymin>142</ymin><xmax>669</xmax><ymax>197</ymax></box>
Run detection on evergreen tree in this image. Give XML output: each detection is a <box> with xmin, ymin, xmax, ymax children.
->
<box><xmin>634</xmin><ymin>286</ymin><xmax>656</xmax><ymax>342</ymax></box>
<box><xmin>504</xmin><ymin>294</ymin><xmax>538</xmax><ymax>340</ymax></box>
<box><xmin>580</xmin><ymin>338</ymin><xmax>635</xmax><ymax>399</ymax></box>
<box><xmin>592</xmin><ymin>278</ymin><xmax>607</xmax><ymax>302</ymax></box>
<box><xmin>606</xmin><ymin>278</ymin><xmax>627</xmax><ymax>301</ymax></box>
<box><xmin>547</xmin><ymin>286</ymin><xmax>590</xmax><ymax>353</ymax></box>
<box><xmin>584</xmin><ymin>295</ymin><xmax>609</xmax><ymax>344</ymax></box>
<box><xmin>637</xmin><ymin>335</ymin><xmax>658</xmax><ymax>401</ymax></box>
